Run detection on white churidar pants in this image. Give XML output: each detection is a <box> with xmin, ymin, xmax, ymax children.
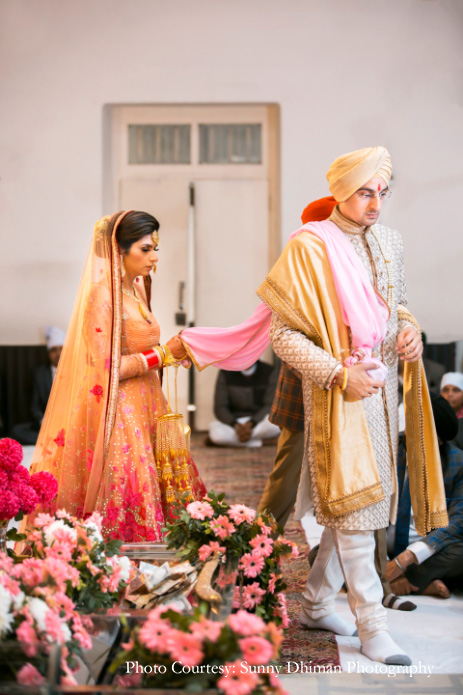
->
<box><xmin>300</xmin><ymin>527</ymin><xmax>388</xmax><ymax>642</ymax></box>
<box><xmin>208</xmin><ymin>415</ymin><xmax>280</xmax><ymax>447</ymax></box>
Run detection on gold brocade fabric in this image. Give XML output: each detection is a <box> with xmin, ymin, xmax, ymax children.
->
<box><xmin>21</xmin><ymin>213</ymin><xmax>206</xmax><ymax>542</ymax></box>
<box><xmin>258</xmin><ymin>210</ymin><xmax>447</xmax><ymax>532</ymax></box>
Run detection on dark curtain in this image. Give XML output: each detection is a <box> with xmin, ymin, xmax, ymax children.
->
<box><xmin>0</xmin><ymin>346</ymin><xmax>49</xmax><ymax>437</ymax></box>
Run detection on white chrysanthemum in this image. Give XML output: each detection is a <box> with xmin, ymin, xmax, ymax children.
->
<box><xmin>83</xmin><ymin>520</ymin><xmax>103</xmax><ymax>544</ymax></box>
<box><xmin>61</xmin><ymin>622</ymin><xmax>72</xmax><ymax>643</ymax></box>
<box><xmin>27</xmin><ymin>597</ymin><xmax>50</xmax><ymax>632</ymax></box>
<box><xmin>12</xmin><ymin>590</ymin><xmax>25</xmax><ymax>610</ymax></box>
<box><xmin>0</xmin><ymin>585</ymin><xmax>14</xmax><ymax>637</ymax></box>
<box><xmin>44</xmin><ymin>520</ymin><xmax>77</xmax><ymax>546</ymax></box>
<box><xmin>115</xmin><ymin>556</ymin><xmax>131</xmax><ymax>582</ymax></box>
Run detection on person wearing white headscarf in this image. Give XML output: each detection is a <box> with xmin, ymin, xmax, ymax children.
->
<box><xmin>258</xmin><ymin>146</ymin><xmax>446</xmax><ymax>666</ymax></box>
<box><xmin>12</xmin><ymin>327</ymin><xmax>66</xmax><ymax>445</ymax></box>
<box><xmin>441</xmin><ymin>372</ymin><xmax>463</xmax><ymax>449</ymax></box>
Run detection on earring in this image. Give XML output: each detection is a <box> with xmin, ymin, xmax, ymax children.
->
<box><xmin>152</xmin><ymin>264</ymin><xmax>157</xmax><ymax>274</ymax></box>
<box><xmin>120</xmin><ymin>255</ymin><xmax>126</xmax><ymax>278</ymax></box>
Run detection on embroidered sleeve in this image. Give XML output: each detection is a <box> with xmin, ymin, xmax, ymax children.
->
<box><xmin>119</xmin><ymin>353</ymin><xmax>148</xmax><ymax>381</ymax></box>
<box><xmin>269</xmin><ymin>313</ymin><xmax>341</xmax><ymax>390</ymax></box>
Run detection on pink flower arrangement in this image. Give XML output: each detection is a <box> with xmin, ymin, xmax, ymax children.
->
<box><xmin>165</xmin><ymin>490</ymin><xmax>294</xmax><ymax>628</ymax></box>
<box><xmin>0</xmin><ymin>438</ymin><xmax>58</xmax><ymax>521</ymax></box>
<box><xmin>19</xmin><ymin>510</ymin><xmax>134</xmax><ymax>613</ymax></box>
<box><xmin>0</xmin><ymin>550</ymin><xmax>93</xmax><ymax>685</ymax></box>
<box><xmin>115</xmin><ymin>607</ymin><xmax>287</xmax><ymax>695</ymax></box>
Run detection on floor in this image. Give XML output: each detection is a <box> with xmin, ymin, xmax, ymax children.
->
<box><xmin>20</xmin><ymin>442</ymin><xmax>463</xmax><ymax>694</ymax></box>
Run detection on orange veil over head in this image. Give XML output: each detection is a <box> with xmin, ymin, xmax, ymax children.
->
<box><xmin>28</xmin><ymin>211</ymin><xmax>144</xmax><ymax>518</ymax></box>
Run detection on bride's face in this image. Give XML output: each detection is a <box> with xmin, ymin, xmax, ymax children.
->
<box><xmin>123</xmin><ymin>234</ymin><xmax>159</xmax><ymax>279</ymax></box>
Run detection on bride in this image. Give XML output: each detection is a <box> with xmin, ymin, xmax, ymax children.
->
<box><xmin>23</xmin><ymin>211</ymin><xmax>206</xmax><ymax>542</ymax></box>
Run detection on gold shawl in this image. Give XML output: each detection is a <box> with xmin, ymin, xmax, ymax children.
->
<box><xmin>257</xmin><ymin>232</ymin><xmax>448</xmax><ymax>533</ymax></box>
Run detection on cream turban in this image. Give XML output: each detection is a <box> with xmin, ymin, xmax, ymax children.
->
<box><xmin>326</xmin><ymin>146</ymin><xmax>392</xmax><ymax>202</ymax></box>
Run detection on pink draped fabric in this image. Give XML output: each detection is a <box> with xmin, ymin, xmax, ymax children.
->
<box><xmin>181</xmin><ymin>302</ymin><xmax>272</xmax><ymax>371</ymax></box>
<box><xmin>304</xmin><ymin>221</ymin><xmax>389</xmax><ymax>380</ymax></box>
<box><xmin>182</xmin><ymin>223</ymin><xmax>389</xmax><ymax>378</ymax></box>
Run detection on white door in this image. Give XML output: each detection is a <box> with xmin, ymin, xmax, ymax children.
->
<box><xmin>194</xmin><ymin>179</ymin><xmax>269</xmax><ymax>430</ymax></box>
<box><xmin>120</xmin><ymin>177</ymin><xmax>269</xmax><ymax>429</ymax></box>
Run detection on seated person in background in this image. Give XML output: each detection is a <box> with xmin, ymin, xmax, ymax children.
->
<box><xmin>440</xmin><ymin>372</ymin><xmax>463</xmax><ymax>450</ymax></box>
<box><xmin>421</xmin><ymin>332</ymin><xmax>445</xmax><ymax>391</ymax></box>
<box><xmin>12</xmin><ymin>326</ymin><xmax>65</xmax><ymax>445</ymax></box>
<box><xmin>386</xmin><ymin>393</ymin><xmax>463</xmax><ymax>598</ymax></box>
<box><xmin>208</xmin><ymin>360</ymin><xmax>280</xmax><ymax>447</ymax></box>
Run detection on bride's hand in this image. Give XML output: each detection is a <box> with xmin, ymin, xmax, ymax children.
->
<box><xmin>165</xmin><ymin>336</ymin><xmax>187</xmax><ymax>360</ymax></box>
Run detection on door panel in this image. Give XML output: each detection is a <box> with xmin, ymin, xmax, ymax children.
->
<box><xmin>119</xmin><ymin>177</ymin><xmax>269</xmax><ymax>430</ymax></box>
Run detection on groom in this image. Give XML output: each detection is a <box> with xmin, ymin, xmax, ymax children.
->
<box><xmin>258</xmin><ymin>146</ymin><xmax>447</xmax><ymax>665</ymax></box>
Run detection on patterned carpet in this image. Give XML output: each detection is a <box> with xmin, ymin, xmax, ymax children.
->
<box><xmin>191</xmin><ymin>433</ymin><xmax>341</xmax><ymax>671</ymax></box>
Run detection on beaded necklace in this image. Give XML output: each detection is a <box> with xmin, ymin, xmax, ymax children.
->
<box><xmin>122</xmin><ymin>287</ymin><xmax>152</xmax><ymax>324</ymax></box>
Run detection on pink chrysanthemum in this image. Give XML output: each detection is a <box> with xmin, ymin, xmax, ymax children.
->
<box><xmin>228</xmin><ymin>504</ymin><xmax>256</xmax><ymax>525</ymax></box>
<box><xmin>216</xmin><ymin>660</ymin><xmax>259</xmax><ymax>695</ymax></box>
<box><xmin>0</xmin><ymin>438</ymin><xmax>23</xmax><ymax>470</ymax></box>
<box><xmin>0</xmin><ymin>489</ymin><xmax>21</xmax><ymax>520</ymax></box>
<box><xmin>249</xmin><ymin>533</ymin><xmax>274</xmax><ymax>558</ymax></box>
<box><xmin>166</xmin><ymin>630</ymin><xmax>204</xmax><ymax>667</ymax></box>
<box><xmin>227</xmin><ymin>610</ymin><xmax>266</xmax><ymax>636</ymax></box>
<box><xmin>238</xmin><ymin>636</ymin><xmax>274</xmax><ymax>665</ymax></box>
<box><xmin>186</xmin><ymin>500</ymin><xmax>214</xmax><ymax>520</ymax></box>
<box><xmin>242</xmin><ymin>582</ymin><xmax>266</xmax><ymax>609</ymax></box>
<box><xmin>30</xmin><ymin>471</ymin><xmax>58</xmax><ymax>503</ymax></box>
<box><xmin>239</xmin><ymin>551</ymin><xmax>265</xmax><ymax>578</ymax></box>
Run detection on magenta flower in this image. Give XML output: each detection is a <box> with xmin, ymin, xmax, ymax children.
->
<box><xmin>0</xmin><ymin>437</ymin><xmax>23</xmax><ymax>470</ymax></box>
<box><xmin>0</xmin><ymin>489</ymin><xmax>21</xmax><ymax>520</ymax></box>
<box><xmin>30</xmin><ymin>471</ymin><xmax>58</xmax><ymax>503</ymax></box>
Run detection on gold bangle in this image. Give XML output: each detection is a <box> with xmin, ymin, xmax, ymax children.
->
<box><xmin>341</xmin><ymin>367</ymin><xmax>348</xmax><ymax>391</ymax></box>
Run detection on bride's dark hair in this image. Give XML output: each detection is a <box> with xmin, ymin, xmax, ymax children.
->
<box><xmin>116</xmin><ymin>211</ymin><xmax>160</xmax><ymax>253</ymax></box>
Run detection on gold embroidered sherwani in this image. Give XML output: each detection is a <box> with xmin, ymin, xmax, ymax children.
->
<box><xmin>260</xmin><ymin>208</ymin><xmax>445</xmax><ymax>531</ymax></box>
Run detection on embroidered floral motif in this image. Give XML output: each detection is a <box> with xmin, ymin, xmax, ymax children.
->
<box><xmin>95</xmin><ymin>327</ymin><xmax>102</xmax><ymax>333</ymax></box>
<box><xmin>53</xmin><ymin>429</ymin><xmax>65</xmax><ymax>447</ymax></box>
<box><xmin>90</xmin><ymin>385</ymin><xmax>104</xmax><ymax>403</ymax></box>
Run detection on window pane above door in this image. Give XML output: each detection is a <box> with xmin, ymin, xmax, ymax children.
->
<box><xmin>199</xmin><ymin>124</ymin><xmax>262</xmax><ymax>164</ymax></box>
<box><xmin>128</xmin><ymin>125</ymin><xmax>191</xmax><ymax>164</ymax></box>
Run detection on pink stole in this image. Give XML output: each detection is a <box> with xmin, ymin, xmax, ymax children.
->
<box><xmin>181</xmin><ymin>222</ymin><xmax>389</xmax><ymax>377</ymax></box>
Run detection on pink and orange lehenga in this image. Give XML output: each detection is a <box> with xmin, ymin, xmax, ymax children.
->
<box><xmin>22</xmin><ymin>212</ymin><xmax>206</xmax><ymax>542</ymax></box>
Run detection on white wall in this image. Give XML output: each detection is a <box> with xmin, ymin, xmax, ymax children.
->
<box><xmin>1</xmin><ymin>0</ymin><xmax>462</xmax><ymax>344</ymax></box>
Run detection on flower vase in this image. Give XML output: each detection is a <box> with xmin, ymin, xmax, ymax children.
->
<box><xmin>0</xmin><ymin>519</ymin><xmax>8</xmax><ymax>553</ymax></box>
